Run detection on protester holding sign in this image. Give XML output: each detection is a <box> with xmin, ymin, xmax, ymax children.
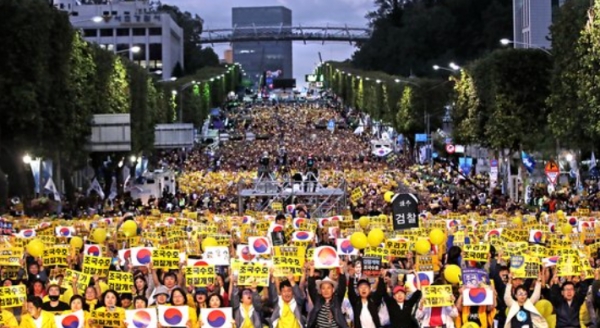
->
<box><xmin>346</xmin><ymin>270</ymin><xmax>386</xmax><ymax>328</ymax></box>
<box><xmin>504</xmin><ymin>278</ymin><xmax>547</xmax><ymax>328</ymax></box>
<box><xmin>416</xmin><ymin>283</ymin><xmax>459</xmax><ymax>328</ymax></box>
<box><xmin>230</xmin><ymin>273</ymin><xmax>263</xmax><ymax>328</ymax></box>
<box><xmin>549</xmin><ymin>271</ymin><xmax>591</xmax><ymax>328</ymax></box>
<box><xmin>306</xmin><ymin>260</ymin><xmax>348</xmax><ymax>328</ymax></box>
<box><xmin>268</xmin><ymin>271</ymin><xmax>306</xmax><ymax>328</ymax></box>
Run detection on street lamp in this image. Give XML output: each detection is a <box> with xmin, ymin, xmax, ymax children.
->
<box><xmin>116</xmin><ymin>46</ymin><xmax>141</xmax><ymax>54</ymax></box>
<box><xmin>500</xmin><ymin>38</ymin><xmax>552</xmax><ymax>55</ymax></box>
<box><xmin>175</xmin><ymin>81</ymin><xmax>200</xmax><ymax>123</ymax></box>
<box><xmin>565</xmin><ymin>153</ymin><xmax>574</xmax><ymax>162</ymax></box>
<box><xmin>394</xmin><ymin>78</ymin><xmax>420</xmax><ymax>87</ymax></box>
<box><xmin>71</xmin><ymin>16</ymin><xmax>103</xmax><ymax>24</ymax></box>
<box><xmin>433</xmin><ymin>63</ymin><xmax>460</xmax><ymax>73</ymax></box>
<box><xmin>22</xmin><ymin>155</ymin><xmax>32</xmax><ymax>164</ymax></box>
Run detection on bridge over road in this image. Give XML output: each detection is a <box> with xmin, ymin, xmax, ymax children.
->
<box><xmin>200</xmin><ymin>25</ymin><xmax>372</xmax><ymax>45</ymax></box>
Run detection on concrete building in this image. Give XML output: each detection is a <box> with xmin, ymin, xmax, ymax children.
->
<box><xmin>512</xmin><ymin>0</ymin><xmax>565</xmax><ymax>49</ymax></box>
<box><xmin>54</xmin><ymin>0</ymin><xmax>183</xmax><ymax>80</ymax></box>
<box><xmin>232</xmin><ymin>6</ymin><xmax>292</xmax><ymax>86</ymax></box>
<box><xmin>223</xmin><ymin>49</ymin><xmax>233</xmax><ymax>64</ymax></box>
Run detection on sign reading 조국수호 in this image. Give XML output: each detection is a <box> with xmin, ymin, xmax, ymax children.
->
<box><xmin>422</xmin><ymin>285</ymin><xmax>453</xmax><ymax>307</ymax></box>
<box><xmin>108</xmin><ymin>271</ymin><xmax>133</xmax><ymax>293</ymax></box>
<box><xmin>0</xmin><ymin>285</ymin><xmax>26</xmax><ymax>308</ymax></box>
<box><xmin>184</xmin><ymin>266</ymin><xmax>216</xmax><ymax>286</ymax></box>
<box><xmin>392</xmin><ymin>194</ymin><xmax>420</xmax><ymax>231</ymax></box>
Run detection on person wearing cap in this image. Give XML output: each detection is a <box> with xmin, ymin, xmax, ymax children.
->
<box><xmin>346</xmin><ymin>270</ymin><xmax>386</xmax><ymax>328</ymax></box>
<box><xmin>268</xmin><ymin>271</ymin><xmax>306</xmax><ymax>328</ymax></box>
<box><xmin>152</xmin><ymin>285</ymin><xmax>170</xmax><ymax>306</ymax></box>
<box><xmin>383</xmin><ymin>280</ymin><xmax>422</xmax><ymax>328</ymax></box>
<box><xmin>307</xmin><ymin>260</ymin><xmax>348</xmax><ymax>328</ymax></box>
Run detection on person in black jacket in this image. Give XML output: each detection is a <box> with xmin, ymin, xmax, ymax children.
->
<box><xmin>549</xmin><ymin>271</ymin><xmax>590</xmax><ymax>328</ymax></box>
<box><xmin>382</xmin><ymin>271</ymin><xmax>422</xmax><ymax>328</ymax></box>
<box><xmin>307</xmin><ymin>261</ymin><xmax>348</xmax><ymax>328</ymax></box>
<box><xmin>347</xmin><ymin>274</ymin><xmax>386</xmax><ymax>328</ymax></box>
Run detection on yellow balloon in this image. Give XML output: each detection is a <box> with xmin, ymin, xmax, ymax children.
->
<box><xmin>202</xmin><ymin>237</ymin><xmax>218</xmax><ymax>250</ymax></box>
<box><xmin>69</xmin><ymin>236</ymin><xmax>83</xmax><ymax>249</ymax></box>
<box><xmin>556</xmin><ymin>210</ymin><xmax>565</xmax><ymax>219</ymax></box>
<box><xmin>27</xmin><ymin>239</ymin><xmax>44</xmax><ymax>258</ymax></box>
<box><xmin>383</xmin><ymin>191</ymin><xmax>395</xmax><ymax>203</ymax></box>
<box><xmin>121</xmin><ymin>220</ymin><xmax>138</xmax><ymax>237</ymax></box>
<box><xmin>512</xmin><ymin>217</ymin><xmax>522</xmax><ymax>225</ymax></box>
<box><xmin>350</xmin><ymin>232</ymin><xmax>368</xmax><ymax>249</ymax></box>
<box><xmin>535</xmin><ymin>299</ymin><xmax>553</xmax><ymax>319</ymax></box>
<box><xmin>415</xmin><ymin>239</ymin><xmax>431</xmax><ymax>255</ymax></box>
<box><xmin>358</xmin><ymin>216</ymin><xmax>370</xmax><ymax>229</ymax></box>
<box><xmin>367</xmin><ymin>228</ymin><xmax>385</xmax><ymax>247</ymax></box>
<box><xmin>429</xmin><ymin>228</ymin><xmax>445</xmax><ymax>245</ymax></box>
<box><xmin>92</xmin><ymin>228</ymin><xmax>107</xmax><ymax>243</ymax></box>
<box><xmin>378</xmin><ymin>214</ymin><xmax>388</xmax><ymax>221</ymax></box>
<box><xmin>444</xmin><ymin>264</ymin><xmax>462</xmax><ymax>284</ymax></box>
<box><xmin>462</xmin><ymin>323</ymin><xmax>480</xmax><ymax>328</ymax></box>
<box><xmin>561</xmin><ymin>224</ymin><xmax>572</xmax><ymax>234</ymax></box>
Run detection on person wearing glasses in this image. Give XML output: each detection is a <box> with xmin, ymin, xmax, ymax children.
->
<box><xmin>549</xmin><ymin>271</ymin><xmax>591</xmax><ymax>328</ymax></box>
<box><xmin>504</xmin><ymin>273</ymin><xmax>547</xmax><ymax>328</ymax></box>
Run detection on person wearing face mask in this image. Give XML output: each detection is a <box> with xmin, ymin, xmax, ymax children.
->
<box><xmin>41</xmin><ymin>284</ymin><xmax>69</xmax><ymax>314</ymax></box>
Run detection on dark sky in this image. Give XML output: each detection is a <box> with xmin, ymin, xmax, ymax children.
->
<box><xmin>168</xmin><ymin>0</ymin><xmax>374</xmax><ymax>87</ymax></box>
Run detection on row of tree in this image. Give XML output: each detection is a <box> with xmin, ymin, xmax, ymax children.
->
<box><xmin>353</xmin><ymin>0</ymin><xmax>512</xmax><ymax>77</ymax></box>
<box><xmin>327</xmin><ymin>0</ymin><xmax>600</xmax><ymax>158</ymax></box>
<box><xmin>0</xmin><ymin>0</ymin><xmax>240</xmax><ymax>204</ymax></box>
<box><xmin>322</xmin><ymin>63</ymin><xmax>452</xmax><ymax>146</ymax></box>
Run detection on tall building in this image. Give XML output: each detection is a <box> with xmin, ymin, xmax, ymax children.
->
<box><xmin>54</xmin><ymin>0</ymin><xmax>183</xmax><ymax>81</ymax></box>
<box><xmin>232</xmin><ymin>6</ymin><xmax>293</xmax><ymax>86</ymax></box>
<box><xmin>512</xmin><ymin>0</ymin><xmax>565</xmax><ymax>49</ymax></box>
<box><xmin>223</xmin><ymin>49</ymin><xmax>233</xmax><ymax>64</ymax></box>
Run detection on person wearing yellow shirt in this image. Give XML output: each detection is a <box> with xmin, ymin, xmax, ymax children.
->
<box><xmin>0</xmin><ymin>308</ymin><xmax>19</xmax><ymax>328</ymax></box>
<box><xmin>170</xmin><ymin>287</ymin><xmax>198</xmax><ymax>328</ymax></box>
<box><xmin>91</xmin><ymin>290</ymin><xmax>126</xmax><ymax>328</ymax></box>
<box><xmin>268</xmin><ymin>272</ymin><xmax>306</xmax><ymax>328</ymax></box>
<box><xmin>19</xmin><ymin>296</ymin><xmax>56</xmax><ymax>328</ymax></box>
<box><xmin>230</xmin><ymin>274</ymin><xmax>263</xmax><ymax>328</ymax></box>
<box><xmin>62</xmin><ymin>295</ymin><xmax>92</xmax><ymax>328</ymax></box>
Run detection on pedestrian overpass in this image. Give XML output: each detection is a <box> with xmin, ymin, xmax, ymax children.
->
<box><xmin>200</xmin><ymin>25</ymin><xmax>371</xmax><ymax>45</ymax></box>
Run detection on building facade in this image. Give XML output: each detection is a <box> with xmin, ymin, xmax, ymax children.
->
<box><xmin>54</xmin><ymin>0</ymin><xmax>183</xmax><ymax>80</ymax></box>
<box><xmin>232</xmin><ymin>6</ymin><xmax>293</xmax><ymax>86</ymax></box>
<box><xmin>512</xmin><ymin>0</ymin><xmax>565</xmax><ymax>49</ymax></box>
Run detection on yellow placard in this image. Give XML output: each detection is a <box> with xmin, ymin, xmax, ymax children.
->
<box><xmin>416</xmin><ymin>255</ymin><xmax>434</xmax><ymax>271</ymax></box>
<box><xmin>238</xmin><ymin>263</ymin><xmax>270</xmax><ymax>287</ymax></box>
<box><xmin>82</xmin><ymin>256</ymin><xmax>111</xmax><ymax>278</ymax></box>
<box><xmin>422</xmin><ymin>285</ymin><xmax>453</xmax><ymax>307</ymax></box>
<box><xmin>463</xmin><ymin>244</ymin><xmax>490</xmax><ymax>262</ymax></box>
<box><xmin>43</xmin><ymin>246</ymin><xmax>69</xmax><ymax>267</ymax></box>
<box><xmin>271</xmin><ymin>202</ymin><xmax>283</xmax><ymax>211</ymax></box>
<box><xmin>108</xmin><ymin>271</ymin><xmax>133</xmax><ymax>293</ymax></box>
<box><xmin>91</xmin><ymin>310</ymin><xmax>124</xmax><ymax>327</ymax></box>
<box><xmin>385</xmin><ymin>240</ymin><xmax>409</xmax><ymax>258</ymax></box>
<box><xmin>152</xmin><ymin>249</ymin><xmax>179</xmax><ymax>269</ymax></box>
<box><xmin>511</xmin><ymin>255</ymin><xmax>539</xmax><ymax>279</ymax></box>
<box><xmin>184</xmin><ymin>266</ymin><xmax>216</xmax><ymax>287</ymax></box>
<box><xmin>557</xmin><ymin>255</ymin><xmax>580</xmax><ymax>277</ymax></box>
<box><xmin>0</xmin><ymin>285</ymin><xmax>26</xmax><ymax>308</ymax></box>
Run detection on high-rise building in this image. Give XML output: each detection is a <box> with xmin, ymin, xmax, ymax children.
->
<box><xmin>512</xmin><ymin>0</ymin><xmax>565</xmax><ymax>49</ymax></box>
<box><xmin>232</xmin><ymin>6</ymin><xmax>292</xmax><ymax>86</ymax></box>
<box><xmin>54</xmin><ymin>0</ymin><xmax>184</xmax><ymax>81</ymax></box>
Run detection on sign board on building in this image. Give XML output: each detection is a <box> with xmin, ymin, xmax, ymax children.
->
<box><xmin>87</xmin><ymin>114</ymin><xmax>131</xmax><ymax>152</ymax></box>
<box><xmin>545</xmin><ymin>160</ymin><xmax>560</xmax><ymax>185</ymax></box>
<box><xmin>154</xmin><ymin>124</ymin><xmax>195</xmax><ymax>149</ymax></box>
<box><xmin>415</xmin><ymin>134</ymin><xmax>428</xmax><ymax>143</ymax></box>
<box><xmin>391</xmin><ymin>193</ymin><xmax>420</xmax><ymax>231</ymax></box>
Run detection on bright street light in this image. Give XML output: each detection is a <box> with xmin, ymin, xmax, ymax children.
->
<box><xmin>91</xmin><ymin>16</ymin><xmax>103</xmax><ymax>23</ymax></box>
<box><xmin>566</xmin><ymin>153</ymin><xmax>574</xmax><ymax>162</ymax></box>
<box><xmin>22</xmin><ymin>154</ymin><xmax>32</xmax><ymax>164</ymax></box>
<box><xmin>130</xmin><ymin>155</ymin><xmax>138</xmax><ymax>163</ymax></box>
<box><xmin>499</xmin><ymin>38</ymin><xmax>552</xmax><ymax>55</ymax></box>
<box><xmin>116</xmin><ymin>46</ymin><xmax>141</xmax><ymax>54</ymax></box>
<box><xmin>171</xmin><ymin>90</ymin><xmax>178</xmax><ymax>95</ymax></box>
<box><xmin>376</xmin><ymin>79</ymin><xmax>381</xmax><ymax>83</ymax></box>
<box><xmin>433</xmin><ymin>63</ymin><xmax>460</xmax><ymax>73</ymax></box>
